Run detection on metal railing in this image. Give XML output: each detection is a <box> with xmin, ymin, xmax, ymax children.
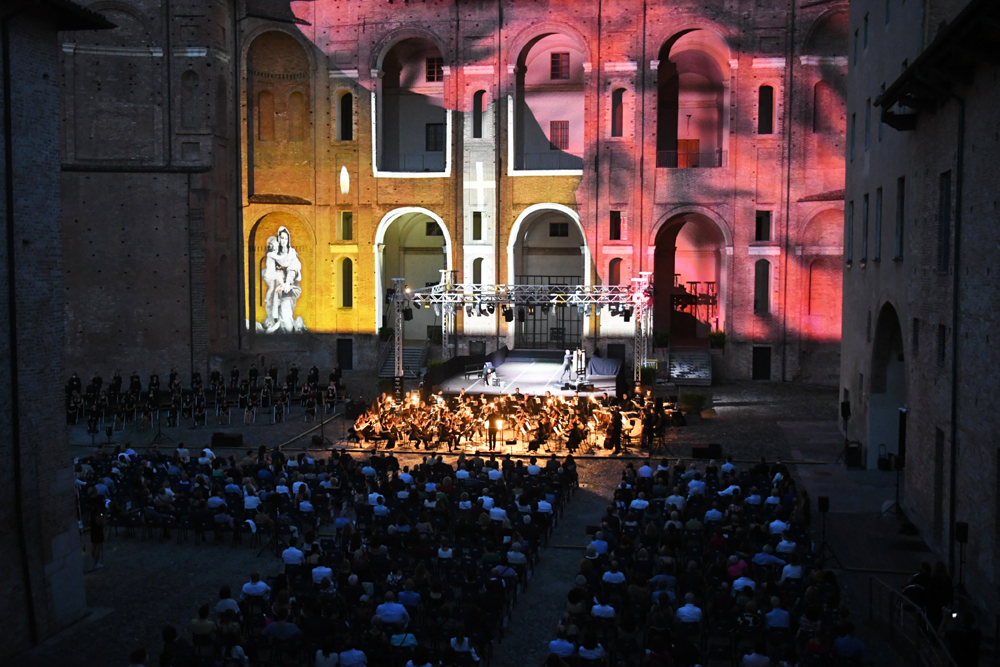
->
<box><xmin>869</xmin><ymin>576</ymin><xmax>959</xmax><ymax>667</ymax></box>
<box><xmin>656</xmin><ymin>149</ymin><xmax>726</xmax><ymax>168</ymax></box>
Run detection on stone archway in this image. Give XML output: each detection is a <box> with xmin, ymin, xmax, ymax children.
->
<box><xmin>868</xmin><ymin>303</ymin><xmax>907</xmax><ymax>468</ymax></box>
<box><xmin>652</xmin><ymin>212</ymin><xmax>727</xmax><ymax>340</ymax></box>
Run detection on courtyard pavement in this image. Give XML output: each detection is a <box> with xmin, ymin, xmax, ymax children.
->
<box><xmin>28</xmin><ymin>381</ymin><xmax>954</xmax><ymax>667</ymax></box>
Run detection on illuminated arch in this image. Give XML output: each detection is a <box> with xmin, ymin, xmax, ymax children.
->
<box><xmin>506</xmin><ymin>203</ymin><xmax>592</xmax><ymax>287</ymax></box>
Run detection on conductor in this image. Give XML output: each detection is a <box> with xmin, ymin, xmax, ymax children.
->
<box><xmin>487</xmin><ymin>409</ymin><xmax>500</xmax><ymax>452</ymax></box>
<box><xmin>559</xmin><ymin>349</ymin><xmax>573</xmax><ymax>382</ymax></box>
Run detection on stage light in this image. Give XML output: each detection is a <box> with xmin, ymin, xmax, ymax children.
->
<box><xmin>433</xmin><ymin>304</ymin><xmax>441</xmax><ymax>317</ymax></box>
<box><xmin>541</xmin><ymin>304</ymin><xmax>550</xmax><ymax>314</ymax></box>
<box><xmin>503</xmin><ymin>307</ymin><xmax>513</xmax><ymax>322</ymax></box>
<box><xmin>466</xmin><ymin>305</ymin><xmax>474</xmax><ymax>317</ymax></box>
<box><xmin>487</xmin><ymin>304</ymin><xmax>495</xmax><ymax>315</ymax></box>
<box><xmin>623</xmin><ymin>308</ymin><xmax>632</xmax><ymax>322</ymax></box>
<box><xmin>528</xmin><ymin>305</ymin><xmax>536</xmax><ymax>316</ymax></box>
<box><xmin>404</xmin><ymin>285</ymin><xmax>411</xmax><ymax>294</ymax></box>
<box><xmin>403</xmin><ymin>308</ymin><xmax>414</xmax><ymax>321</ymax></box>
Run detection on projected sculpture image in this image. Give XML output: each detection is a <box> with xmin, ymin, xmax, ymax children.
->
<box><xmin>258</xmin><ymin>226</ymin><xmax>306</xmax><ymax>333</ymax></box>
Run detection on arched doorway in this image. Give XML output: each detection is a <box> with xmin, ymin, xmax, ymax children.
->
<box><xmin>509</xmin><ymin>206</ymin><xmax>588</xmax><ymax>348</ymax></box>
<box><xmin>513</xmin><ymin>32</ymin><xmax>586</xmax><ymax>171</ymax></box>
<box><xmin>377</xmin><ymin>37</ymin><xmax>447</xmax><ymax>172</ymax></box>
<box><xmin>653</xmin><ymin>213</ymin><xmax>726</xmax><ymax>340</ymax></box>
<box><xmin>657</xmin><ymin>30</ymin><xmax>731</xmax><ymax>168</ymax></box>
<box><xmin>375</xmin><ymin>208</ymin><xmax>450</xmax><ymax>339</ymax></box>
<box><xmin>246</xmin><ymin>212</ymin><xmax>314</xmax><ymax>333</ymax></box>
<box><xmin>869</xmin><ymin>303</ymin><xmax>907</xmax><ymax>469</ymax></box>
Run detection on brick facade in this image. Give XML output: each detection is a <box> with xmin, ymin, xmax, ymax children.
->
<box><xmin>59</xmin><ymin>0</ymin><xmax>846</xmax><ymax>383</ymax></box>
<box><xmin>1</xmin><ymin>4</ymin><xmax>109</xmax><ymax>654</ymax></box>
<box><xmin>842</xmin><ymin>0</ymin><xmax>1000</xmax><ymax>612</ymax></box>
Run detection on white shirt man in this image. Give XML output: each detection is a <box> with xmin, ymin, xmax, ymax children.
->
<box><xmin>664</xmin><ymin>491</ymin><xmax>686</xmax><ymax>512</ymax></box>
<box><xmin>292</xmin><ymin>480</ymin><xmax>307</xmax><ymax>495</ymax></box>
<box><xmin>629</xmin><ymin>495</ymin><xmax>650</xmax><ymax>512</ymax></box>
<box><xmin>399</xmin><ymin>470</ymin><xmax>414</xmax><ymax>485</ymax></box>
<box><xmin>676</xmin><ymin>594</ymin><xmax>703</xmax><ymax>623</ymax></box>
<box><xmin>732</xmin><ymin>576</ymin><xmax>756</xmax><ymax>594</ymax></box>
<box><xmin>275</xmin><ymin>482</ymin><xmax>290</xmax><ymax>497</ymax></box>
<box><xmin>456</xmin><ymin>468</ymin><xmax>470</xmax><ymax>480</ymax></box>
<box><xmin>368</xmin><ymin>491</ymin><xmax>381</xmax><ymax>506</ymax></box>
<box><xmin>704</xmin><ymin>506</ymin><xmax>723</xmax><ymax>522</ymax></box>
<box><xmin>487</xmin><ymin>467</ymin><xmax>503</xmax><ymax>481</ymax></box>
<box><xmin>721</xmin><ymin>459</ymin><xmax>736</xmax><ymax>474</ymax></box>
<box><xmin>282</xmin><ymin>544</ymin><xmax>305</xmax><ymax>565</ymax></box>
<box><xmin>489</xmin><ymin>506</ymin><xmax>508</xmax><ymax>522</ymax></box>
<box><xmin>638</xmin><ymin>464</ymin><xmax>654</xmax><ymax>478</ymax></box>
<box><xmin>776</xmin><ymin>537</ymin><xmax>797</xmax><ymax>554</ymax></box>
<box><xmin>536</xmin><ymin>498</ymin><xmax>553</xmax><ymax>514</ymax></box>
<box><xmin>687</xmin><ymin>478</ymin><xmax>706</xmax><ymax>497</ymax></box>
<box><xmin>746</xmin><ymin>492</ymin><xmax>762</xmax><ymax>505</ymax></box>
<box><xmin>312</xmin><ymin>564</ymin><xmax>334</xmax><ymax>584</ymax></box>
<box><xmin>765</xmin><ymin>600</ymin><xmax>790</xmax><ymax>628</ymax></box>
<box><xmin>479</xmin><ymin>495</ymin><xmax>495</xmax><ymax>510</ymax></box>
<box><xmin>602</xmin><ymin>569</ymin><xmax>626</xmax><ymax>585</ymax></box>
<box><xmin>548</xmin><ymin>637</ymin><xmax>576</xmax><ymax>658</ymax></box>
<box><xmin>361</xmin><ymin>464</ymin><xmax>376</xmax><ymax>478</ymax></box>
<box><xmin>718</xmin><ymin>484</ymin><xmax>741</xmax><ymax>497</ymax></box>
<box><xmin>373</xmin><ymin>502</ymin><xmax>390</xmax><ymax>517</ymax></box>
<box><xmin>591</xmin><ymin>602</ymin><xmax>615</xmax><ymax>618</ymax></box>
<box><xmin>375</xmin><ymin>598</ymin><xmax>410</xmax><ymax>626</ymax></box>
<box><xmin>527</xmin><ymin>463</ymin><xmax>541</xmax><ymax>476</ymax></box>
<box><xmin>242</xmin><ymin>577</ymin><xmax>271</xmax><ymax>599</ymax></box>
<box><xmin>768</xmin><ymin>518</ymin><xmax>789</xmax><ymax>535</ymax></box>
<box><xmin>780</xmin><ymin>563</ymin><xmax>802</xmax><ymax>582</ymax></box>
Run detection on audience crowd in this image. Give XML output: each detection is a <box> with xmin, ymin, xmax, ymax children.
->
<box><xmin>77</xmin><ymin>442</ymin><xmax>578</xmax><ymax>666</ymax></box>
<box><xmin>540</xmin><ymin>457</ymin><xmax>875</xmax><ymax>667</ymax></box>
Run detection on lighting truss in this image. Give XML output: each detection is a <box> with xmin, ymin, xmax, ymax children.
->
<box><xmin>391</xmin><ymin>271</ymin><xmax>653</xmax><ymax>383</ymax></box>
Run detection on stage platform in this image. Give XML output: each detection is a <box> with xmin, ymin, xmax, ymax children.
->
<box><xmin>436</xmin><ymin>359</ymin><xmax>617</xmax><ymax>397</ymax></box>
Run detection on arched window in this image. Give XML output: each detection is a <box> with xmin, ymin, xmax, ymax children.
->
<box><xmin>257</xmin><ymin>91</ymin><xmax>274</xmax><ymax>141</ymax></box>
<box><xmin>813</xmin><ymin>80</ymin><xmax>842</xmax><ymax>133</ymax></box>
<box><xmin>611</xmin><ymin>88</ymin><xmax>625</xmax><ymax>137</ymax></box>
<box><xmin>608</xmin><ymin>258</ymin><xmax>622</xmax><ymax>286</ymax></box>
<box><xmin>288</xmin><ymin>91</ymin><xmax>306</xmax><ymax>141</ymax></box>
<box><xmin>181</xmin><ymin>70</ymin><xmax>200</xmax><ymax>130</ymax></box>
<box><xmin>472</xmin><ymin>90</ymin><xmax>485</xmax><ymax>139</ymax></box>
<box><xmin>472</xmin><ymin>257</ymin><xmax>483</xmax><ymax>285</ymax></box>
<box><xmin>342</xmin><ymin>258</ymin><xmax>353</xmax><ymax>308</ymax></box>
<box><xmin>754</xmin><ymin>259</ymin><xmax>771</xmax><ymax>315</ymax></box>
<box><xmin>758</xmin><ymin>85</ymin><xmax>774</xmax><ymax>134</ymax></box>
<box><xmin>339</xmin><ymin>92</ymin><xmax>353</xmax><ymax>141</ymax></box>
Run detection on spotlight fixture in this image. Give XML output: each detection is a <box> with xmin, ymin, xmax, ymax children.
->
<box><xmin>541</xmin><ymin>304</ymin><xmax>550</xmax><ymax>315</ymax></box>
<box><xmin>402</xmin><ymin>307</ymin><xmax>414</xmax><ymax>321</ymax></box>
<box><xmin>503</xmin><ymin>307</ymin><xmax>514</xmax><ymax>323</ymax></box>
<box><xmin>404</xmin><ymin>285</ymin><xmax>412</xmax><ymax>295</ymax></box>
<box><xmin>528</xmin><ymin>305</ymin><xmax>536</xmax><ymax>316</ymax></box>
<box><xmin>466</xmin><ymin>305</ymin><xmax>474</xmax><ymax>317</ymax></box>
<box><xmin>487</xmin><ymin>304</ymin><xmax>495</xmax><ymax>315</ymax></box>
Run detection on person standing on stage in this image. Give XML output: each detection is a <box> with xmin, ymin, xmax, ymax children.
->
<box><xmin>559</xmin><ymin>349</ymin><xmax>573</xmax><ymax>382</ymax></box>
<box><xmin>487</xmin><ymin>409</ymin><xmax>500</xmax><ymax>452</ymax></box>
<box><xmin>610</xmin><ymin>407</ymin><xmax>623</xmax><ymax>455</ymax></box>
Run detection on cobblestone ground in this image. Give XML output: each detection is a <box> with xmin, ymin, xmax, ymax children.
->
<box><xmin>30</xmin><ymin>381</ymin><xmax>859</xmax><ymax>667</ymax></box>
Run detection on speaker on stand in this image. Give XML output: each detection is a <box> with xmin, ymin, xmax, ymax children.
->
<box><xmin>816</xmin><ymin>495</ymin><xmax>842</xmax><ymax>568</ymax></box>
<box><xmin>835</xmin><ymin>401</ymin><xmax>851</xmax><ymax>464</ymax></box>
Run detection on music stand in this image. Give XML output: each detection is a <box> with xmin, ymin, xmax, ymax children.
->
<box><xmin>150</xmin><ymin>407</ymin><xmax>175</xmax><ymax>445</ymax></box>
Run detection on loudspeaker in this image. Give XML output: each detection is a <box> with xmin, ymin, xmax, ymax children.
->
<box><xmin>691</xmin><ymin>444</ymin><xmax>722</xmax><ymax>459</ymax></box>
<box><xmin>212</xmin><ymin>432</ymin><xmax>243</xmax><ymax>449</ymax></box>
<box><xmin>845</xmin><ymin>441</ymin><xmax>863</xmax><ymax>469</ymax></box>
<box><xmin>956</xmin><ymin>521</ymin><xmax>969</xmax><ymax>544</ymax></box>
<box><xmin>503</xmin><ymin>308</ymin><xmax>513</xmax><ymax>322</ymax></box>
<box><xmin>402</xmin><ymin>308</ymin><xmax>413</xmax><ymax>321</ymax></box>
<box><xmin>818</xmin><ymin>495</ymin><xmax>830</xmax><ymax>513</ymax></box>
<box><xmin>840</xmin><ymin>401</ymin><xmax>852</xmax><ymax>420</ymax></box>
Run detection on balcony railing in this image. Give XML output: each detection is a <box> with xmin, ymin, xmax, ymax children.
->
<box><xmin>868</xmin><ymin>576</ymin><xmax>958</xmax><ymax>667</ymax></box>
<box><xmin>656</xmin><ymin>149</ymin><xmax>726</xmax><ymax>169</ymax></box>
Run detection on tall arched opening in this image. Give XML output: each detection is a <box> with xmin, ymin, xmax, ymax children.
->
<box><xmin>377</xmin><ymin>37</ymin><xmax>447</xmax><ymax>172</ymax></box>
<box><xmin>375</xmin><ymin>209</ymin><xmax>451</xmax><ymax>339</ymax></box>
<box><xmin>246</xmin><ymin>212</ymin><xmax>314</xmax><ymax>333</ymax></box>
<box><xmin>513</xmin><ymin>32</ymin><xmax>586</xmax><ymax>171</ymax></box>
<box><xmin>869</xmin><ymin>303</ymin><xmax>907</xmax><ymax>469</ymax></box>
<box><xmin>509</xmin><ymin>206</ymin><xmax>588</xmax><ymax>348</ymax></box>
<box><xmin>653</xmin><ymin>213</ymin><xmax>726</xmax><ymax>340</ymax></box>
<box><xmin>656</xmin><ymin>30</ymin><xmax>731</xmax><ymax>168</ymax></box>
<box><xmin>246</xmin><ymin>31</ymin><xmax>312</xmax><ymax>199</ymax></box>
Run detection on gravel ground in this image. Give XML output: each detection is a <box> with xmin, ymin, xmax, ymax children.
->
<box><xmin>25</xmin><ymin>381</ymin><xmax>845</xmax><ymax>667</ymax></box>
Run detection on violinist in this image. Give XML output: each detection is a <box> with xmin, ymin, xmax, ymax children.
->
<box><xmin>566</xmin><ymin>418</ymin><xmax>586</xmax><ymax>454</ymax></box>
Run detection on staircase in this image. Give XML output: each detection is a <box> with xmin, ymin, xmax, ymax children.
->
<box><xmin>379</xmin><ymin>346</ymin><xmax>428</xmax><ymax>378</ymax></box>
<box><xmin>668</xmin><ymin>347</ymin><xmax>712</xmax><ymax>386</ymax></box>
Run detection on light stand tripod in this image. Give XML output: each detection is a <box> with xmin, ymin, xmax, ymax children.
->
<box><xmin>878</xmin><ymin>464</ymin><xmax>903</xmax><ymax>518</ymax></box>
<box><xmin>816</xmin><ymin>496</ymin><xmax>843</xmax><ymax>568</ymax></box>
<box><xmin>150</xmin><ymin>407</ymin><xmax>175</xmax><ymax>445</ymax></box>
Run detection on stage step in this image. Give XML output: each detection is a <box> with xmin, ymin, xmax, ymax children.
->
<box><xmin>379</xmin><ymin>346</ymin><xmax>427</xmax><ymax>378</ymax></box>
<box><xmin>669</xmin><ymin>349</ymin><xmax>712</xmax><ymax>386</ymax></box>
<box><xmin>506</xmin><ymin>349</ymin><xmax>565</xmax><ymax>361</ymax></box>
